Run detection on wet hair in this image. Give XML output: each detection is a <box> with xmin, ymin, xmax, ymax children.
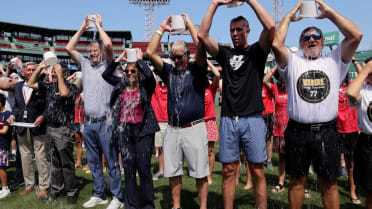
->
<box><xmin>0</xmin><ymin>93</ymin><xmax>6</xmax><ymax>107</ymax></box>
<box><xmin>364</xmin><ymin>57</ymin><xmax>372</xmax><ymax>64</ymax></box>
<box><xmin>89</xmin><ymin>40</ymin><xmax>104</xmax><ymax>52</ymax></box>
<box><xmin>230</xmin><ymin>16</ymin><xmax>249</xmax><ymax>28</ymax></box>
<box><xmin>23</xmin><ymin>61</ymin><xmax>36</xmax><ymax>68</ymax></box>
<box><xmin>171</xmin><ymin>40</ymin><xmax>189</xmax><ymax>55</ymax></box>
<box><xmin>299</xmin><ymin>26</ymin><xmax>324</xmax><ymax>44</ymax></box>
<box><xmin>60</xmin><ymin>63</ymin><xmax>70</xmax><ymax>76</ymax></box>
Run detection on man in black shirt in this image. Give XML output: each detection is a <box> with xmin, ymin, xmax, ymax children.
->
<box><xmin>198</xmin><ymin>1</ymin><xmax>275</xmax><ymax>209</ymax></box>
<box><xmin>28</xmin><ymin>61</ymin><xmax>78</xmax><ymax>204</ymax></box>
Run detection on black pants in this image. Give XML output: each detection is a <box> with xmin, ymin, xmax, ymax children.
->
<box><xmin>47</xmin><ymin>126</ymin><xmax>77</xmax><ymax>197</ymax></box>
<box><xmin>119</xmin><ymin>124</ymin><xmax>155</xmax><ymax>209</ymax></box>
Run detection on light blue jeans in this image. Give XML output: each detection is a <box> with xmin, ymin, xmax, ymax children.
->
<box><xmin>84</xmin><ymin>120</ymin><xmax>123</xmax><ymax>200</ymax></box>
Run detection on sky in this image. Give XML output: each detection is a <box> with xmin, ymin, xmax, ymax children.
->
<box><xmin>0</xmin><ymin>0</ymin><xmax>371</xmax><ymax>51</ymax></box>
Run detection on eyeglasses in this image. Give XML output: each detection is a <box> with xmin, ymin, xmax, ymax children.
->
<box><xmin>302</xmin><ymin>33</ymin><xmax>322</xmax><ymax>41</ymax></box>
<box><xmin>124</xmin><ymin>69</ymin><xmax>137</xmax><ymax>74</ymax></box>
<box><xmin>170</xmin><ymin>53</ymin><xmax>187</xmax><ymax>61</ymax></box>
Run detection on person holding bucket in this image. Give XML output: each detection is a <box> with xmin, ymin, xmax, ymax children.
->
<box><xmin>271</xmin><ymin>1</ymin><xmax>362</xmax><ymax>209</ymax></box>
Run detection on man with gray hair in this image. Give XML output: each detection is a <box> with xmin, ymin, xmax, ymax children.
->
<box><xmin>66</xmin><ymin>14</ymin><xmax>123</xmax><ymax>209</ymax></box>
<box><xmin>147</xmin><ymin>14</ymin><xmax>209</xmax><ymax>209</ymax></box>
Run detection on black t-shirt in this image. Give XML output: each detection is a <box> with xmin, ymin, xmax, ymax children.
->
<box><xmin>0</xmin><ymin>111</ymin><xmax>11</xmax><ymax>150</ymax></box>
<box><xmin>216</xmin><ymin>42</ymin><xmax>269</xmax><ymax>117</ymax></box>
<box><xmin>159</xmin><ymin>61</ymin><xmax>207</xmax><ymax>126</ymax></box>
<box><xmin>38</xmin><ymin>81</ymin><xmax>77</xmax><ymax>128</ymax></box>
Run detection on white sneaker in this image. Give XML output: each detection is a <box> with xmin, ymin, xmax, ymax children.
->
<box><xmin>106</xmin><ymin>197</ymin><xmax>124</xmax><ymax>209</ymax></box>
<box><xmin>83</xmin><ymin>196</ymin><xmax>108</xmax><ymax>208</ymax></box>
<box><xmin>0</xmin><ymin>189</ymin><xmax>10</xmax><ymax>199</ymax></box>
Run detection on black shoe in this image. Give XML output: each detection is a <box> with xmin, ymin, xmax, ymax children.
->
<box><xmin>67</xmin><ymin>196</ymin><xmax>77</xmax><ymax>204</ymax></box>
<box><xmin>9</xmin><ymin>181</ymin><xmax>25</xmax><ymax>191</ymax></box>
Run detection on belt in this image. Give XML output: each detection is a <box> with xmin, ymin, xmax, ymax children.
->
<box><xmin>288</xmin><ymin>119</ymin><xmax>336</xmax><ymax>132</ymax></box>
<box><xmin>85</xmin><ymin>115</ymin><xmax>107</xmax><ymax>123</ymax></box>
<box><xmin>177</xmin><ymin>119</ymin><xmax>204</xmax><ymax>129</ymax></box>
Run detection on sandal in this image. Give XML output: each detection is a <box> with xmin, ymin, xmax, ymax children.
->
<box><xmin>271</xmin><ymin>184</ymin><xmax>284</xmax><ymax>193</ymax></box>
<box><xmin>350</xmin><ymin>197</ymin><xmax>361</xmax><ymax>205</ymax></box>
<box><xmin>304</xmin><ymin>190</ymin><xmax>311</xmax><ymax>199</ymax></box>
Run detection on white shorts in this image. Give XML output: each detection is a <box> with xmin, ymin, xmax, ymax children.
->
<box><xmin>163</xmin><ymin>122</ymin><xmax>209</xmax><ymax>178</ymax></box>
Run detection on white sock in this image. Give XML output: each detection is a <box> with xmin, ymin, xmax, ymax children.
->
<box><xmin>2</xmin><ymin>186</ymin><xmax>9</xmax><ymax>191</ymax></box>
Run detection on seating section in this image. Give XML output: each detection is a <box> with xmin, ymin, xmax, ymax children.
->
<box><xmin>132</xmin><ymin>42</ymin><xmax>162</xmax><ymax>53</ymax></box>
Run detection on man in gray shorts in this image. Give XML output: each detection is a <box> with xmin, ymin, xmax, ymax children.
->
<box><xmin>147</xmin><ymin>14</ymin><xmax>209</xmax><ymax>209</ymax></box>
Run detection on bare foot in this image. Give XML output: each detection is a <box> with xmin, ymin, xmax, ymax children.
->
<box><xmin>244</xmin><ymin>184</ymin><xmax>252</xmax><ymax>190</ymax></box>
<box><xmin>75</xmin><ymin>163</ymin><xmax>82</xmax><ymax>168</ymax></box>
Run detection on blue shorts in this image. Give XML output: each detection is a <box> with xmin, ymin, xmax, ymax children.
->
<box><xmin>219</xmin><ymin>114</ymin><xmax>267</xmax><ymax>164</ymax></box>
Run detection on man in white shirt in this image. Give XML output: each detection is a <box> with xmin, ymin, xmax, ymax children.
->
<box><xmin>271</xmin><ymin>0</ymin><xmax>362</xmax><ymax>209</ymax></box>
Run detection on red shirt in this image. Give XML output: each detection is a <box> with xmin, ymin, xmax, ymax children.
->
<box><xmin>120</xmin><ymin>88</ymin><xmax>143</xmax><ymax>124</ymax></box>
<box><xmin>336</xmin><ymin>85</ymin><xmax>359</xmax><ymax>133</ymax></box>
<box><xmin>272</xmin><ymin>84</ymin><xmax>289</xmax><ymax>137</ymax></box>
<box><xmin>262</xmin><ymin>86</ymin><xmax>274</xmax><ymax>116</ymax></box>
<box><xmin>151</xmin><ymin>83</ymin><xmax>168</xmax><ymax>122</ymax></box>
<box><xmin>74</xmin><ymin>95</ymin><xmax>84</xmax><ymax>124</ymax></box>
<box><xmin>204</xmin><ymin>84</ymin><xmax>218</xmax><ymax>120</ymax></box>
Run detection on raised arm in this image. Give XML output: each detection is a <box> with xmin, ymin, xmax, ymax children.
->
<box><xmin>182</xmin><ymin>14</ymin><xmax>199</xmax><ymax>46</ymax></box>
<box><xmin>65</xmin><ymin>15</ymin><xmax>89</xmax><ymax>65</ymax></box>
<box><xmin>315</xmin><ymin>0</ymin><xmax>362</xmax><ymax>63</ymax></box>
<box><xmin>146</xmin><ymin>16</ymin><xmax>172</xmax><ymax>72</ymax></box>
<box><xmin>247</xmin><ymin>0</ymin><xmax>276</xmax><ymax>51</ymax></box>
<box><xmin>54</xmin><ymin>64</ymin><xmax>70</xmax><ymax>97</ymax></box>
<box><xmin>101</xmin><ymin>50</ymin><xmax>124</xmax><ymax>86</ymax></box>
<box><xmin>198</xmin><ymin>0</ymin><xmax>232</xmax><ymax>58</ymax></box>
<box><xmin>95</xmin><ymin>14</ymin><xmax>113</xmax><ymax>62</ymax></box>
<box><xmin>352</xmin><ymin>57</ymin><xmax>362</xmax><ymax>74</ymax></box>
<box><xmin>263</xmin><ymin>65</ymin><xmax>277</xmax><ymax>91</ymax></box>
<box><xmin>346</xmin><ymin>60</ymin><xmax>372</xmax><ymax>105</ymax></box>
<box><xmin>207</xmin><ymin>60</ymin><xmax>221</xmax><ymax>89</ymax></box>
<box><xmin>272</xmin><ymin>1</ymin><xmax>303</xmax><ymax>69</ymax></box>
<box><xmin>27</xmin><ymin>60</ymin><xmax>46</xmax><ymax>90</ymax></box>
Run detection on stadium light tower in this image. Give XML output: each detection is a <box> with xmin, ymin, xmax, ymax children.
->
<box><xmin>272</xmin><ymin>0</ymin><xmax>283</xmax><ymax>26</ymax></box>
<box><xmin>129</xmin><ymin>0</ymin><xmax>170</xmax><ymax>41</ymax></box>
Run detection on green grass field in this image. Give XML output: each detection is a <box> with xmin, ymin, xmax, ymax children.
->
<box><xmin>1</xmin><ymin>106</ymin><xmax>367</xmax><ymax>208</ymax></box>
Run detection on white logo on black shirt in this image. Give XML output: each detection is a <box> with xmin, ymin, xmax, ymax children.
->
<box><xmin>229</xmin><ymin>55</ymin><xmax>244</xmax><ymax>71</ymax></box>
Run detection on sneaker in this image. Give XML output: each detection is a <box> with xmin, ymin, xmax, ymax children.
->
<box><xmin>267</xmin><ymin>162</ymin><xmax>273</xmax><ymax>170</ymax></box>
<box><xmin>83</xmin><ymin>196</ymin><xmax>108</xmax><ymax>208</ymax></box>
<box><xmin>106</xmin><ymin>197</ymin><xmax>124</xmax><ymax>209</ymax></box>
<box><xmin>0</xmin><ymin>189</ymin><xmax>10</xmax><ymax>199</ymax></box>
<box><xmin>120</xmin><ymin>168</ymin><xmax>124</xmax><ymax>175</ymax></box>
<box><xmin>153</xmin><ymin>171</ymin><xmax>164</xmax><ymax>180</ymax></box>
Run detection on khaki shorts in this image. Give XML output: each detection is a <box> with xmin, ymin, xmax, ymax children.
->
<box><xmin>163</xmin><ymin>122</ymin><xmax>209</xmax><ymax>178</ymax></box>
<box><xmin>154</xmin><ymin>122</ymin><xmax>168</xmax><ymax>147</ymax></box>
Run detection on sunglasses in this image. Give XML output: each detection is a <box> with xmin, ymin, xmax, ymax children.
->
<box><xmin>302</xmin><ymin>33</ymin><xmax>322</xmax><ymax>41</ymax></box>
<box><xmin>170</xmin><ymin>53</ymin><xmax>187</xmax><ymax>61</ymax></box>
<box><xmin>124</xmin><ymin>69</ymin><xmax>137</xmax><ymax>74</ymax></box>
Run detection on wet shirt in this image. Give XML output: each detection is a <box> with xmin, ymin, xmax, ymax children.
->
<box><xmin>216</xmin><ymin>42</ymin><xmax>269</xmax><ymax>117</ymax></box>
<box><xmin>159</xmin><ymin>61</ymin><xmax>207</xmax><ymax>126</ymax></box>
<box><xmin>151</xmin><ymin>83</ymin><xmax>168</xmax><ymax>122</ymax></box>
<box><xmin>38</xmin><ymin>81</ymin><xmax>77</xmax><ymax>128</ymax></box>
<box><xmin>79</xmin><ymin>54</ymin><xmax>113</xmax><ymax>118</ymax></box>
<box><xmin>350</xmin><ymin>84</ymin><xmax>372</xmax><ymax>135</ymax></box>
<box><xmin>336</xmin><ymin>85</ymin><xmax>359</xmax><ymax>133</ymax></box>
<box><xmin>271</xmin><ymin>84</ymin><xmax>289</xmax><ymax>137</ymax></box>
<box><xmin>0</xmin><ymin>111</ymin><xmax>11</xmax><ymax>150</ymax></box>
<box><xmin>278</xmin><ymin>45</ymin><xmax>350</xmax><ymax>123</ymax></box>
<box><xmin>120</xmin><ymin>88</ymin><xmax>143</xmax><ymax>124</ymax></box>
